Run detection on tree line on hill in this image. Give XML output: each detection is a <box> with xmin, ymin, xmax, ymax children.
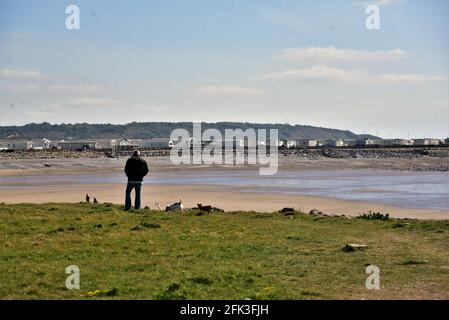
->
<box><xmin>0</xmin><ymin>122</ymin><xmax>378</xmax><ymax>140</ymax></box>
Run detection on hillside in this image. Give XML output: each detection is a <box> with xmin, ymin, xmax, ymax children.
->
<box><xmin>0</xmin><ymin>122</ymin><xmax>378</xmax><ymax>140</ymax></box>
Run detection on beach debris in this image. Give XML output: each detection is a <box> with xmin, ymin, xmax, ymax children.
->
<box><xmin>342</xmin><ymin>243</ymin><xmax>367</xmax><ymax>252</ymax></box>
<box><xmin>309</xmin><ymin>209</ymin><xmax>323</xmax><ymax>215</ymax></box>
<box><xmin>85</xmin><ymin>194</ymin><xmax>90</xmax><ymax>203</ymax></box>
<box><xmin>197</xmin><ymin>204</ymin><xmax>225</xmax><ymax>213</ymax></box>
<box><xmin>93</xmin><ymin>197</ymin><xmax>98</xmax><ymax>204</ymax></box>
<box><xmin>155</xmin><ymin>202</ymin><xmax>163</xmax><ymax>211</ymax></box>
<box><xmin>279</xmin><ymin>207</ymin><xmax>295</xmax><ymax>214</ymax></box>
<box><xmin>197</xmin><ymin>204</ymin><xmax>212</xmax><ymax>212</ymax></box>
<box><xmin>44</xmin><ymin>164</ymin><xmax>51</xmax><ymax>167</ymax></box>
<box><xmin>144</xmin><ymin>206</ymin><xmax>150</xmax><ymax>210</ymax></box>
<box><xmin>166</xmin><ymin>197</ymin><xmax>183</xmax><ymax>212</ymax></box>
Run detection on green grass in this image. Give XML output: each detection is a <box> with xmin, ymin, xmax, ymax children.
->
<box><xmin>1</xmin><ymin>203</ymin><xmax>448</xmax><ymax>300</ymax></box>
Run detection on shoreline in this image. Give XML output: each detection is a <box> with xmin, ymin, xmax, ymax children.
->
<box><xmin>1</xmin><ymin>182</ymin><xmax>448</xmax><ymax>220</ymax></box>
<box><xmin>1</xmin><ymin>157</ymin><xmax>448</xmax><ymax>220</ymax></box>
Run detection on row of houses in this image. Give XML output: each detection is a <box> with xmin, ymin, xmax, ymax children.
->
<box><xmin>0</xmin><ymin>138</ymin><xmax>173</xmax><ymax>151</ymax></box>
<box><xmin>0</xmin><ymin>138</ymin><xmax>53</xmax><ymax>151</ymax></box>
<box><xmin>278</xmin><ymin>138</ymin><xmax>448</xmax><ymax>148</ymax></box>
<box><xmin>111</xmin><ymin>138</ymin><xmax>174</xmax><ymax>149</ymax></box>
<box><xmin>1</xmin><ymin>137</ymin><xmax>448</xmax><ymax>151</ymax></box>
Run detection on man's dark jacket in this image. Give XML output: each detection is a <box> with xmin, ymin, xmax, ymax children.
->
<box><xmin>125</xmin><ymin>156</ymin><xmax>149</xmax><ymax>182</ymax></box>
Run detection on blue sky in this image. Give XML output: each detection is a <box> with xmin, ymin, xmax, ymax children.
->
<box><xmin>0</xmin><ymin>0</ymin><xmax>448</xmax><ymax>138</ymax></box>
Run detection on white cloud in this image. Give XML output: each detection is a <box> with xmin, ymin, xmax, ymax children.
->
<box><xmin>375</xmin><ymin>73</ymin><xmax>448</xmax><ymax>83</ymax></box>
<box><xmin>257</xmin><ymin>65</ymin><xmax>448</xmax><ymax>83</ymax></box>
<box><xmin>279</xmin><ymin>47</ymin><xmax>408</xmax><ymax>63</ymax></box>
<box><xmin>0</xmin><ymin>69</ymin><xmax>45</xmax><ymax>80</ymax></box>
<box><xmin>354</xmin><ymin>0</ymin><xmax>407</xmax><ymax>6</ymax></box>
<box><xmin>194</xmin><ymin>85</ymin><xmax>263</xmax><ymax>96</ymax></box>
<box><xmin>69</xmin><ymin>97</ymin><xmax>115</xmax><ymax>107</ymax></box>
<box><xmin>27</xmin><ymin>84</ymin><xmax>107</xmax><ymax>93</ymax></box>
<box><xmin>48</xmin><ymin>84</ymin><xmax>107</xmax><ymax>93</ymax></box>
<box><xmin>258</xmin><ymin>65</ymin><xmax>365</xmax><ymax>81</ymax></box>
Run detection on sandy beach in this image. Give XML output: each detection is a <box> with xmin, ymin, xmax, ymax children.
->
<box><xmin>1</xmin><ymin>156</ymin><xmax>448</xmax><ymax>220</ymax></box>
<box><xmin>1</xmin><ymin>181</ymin><xmax>448</xmax><ymax>220</ymax></box>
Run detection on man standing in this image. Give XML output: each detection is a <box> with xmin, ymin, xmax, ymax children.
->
<box><xmin>124</xmin><ymin>150</ymin><xmax>149</xmax><ymax>210</ymax></box>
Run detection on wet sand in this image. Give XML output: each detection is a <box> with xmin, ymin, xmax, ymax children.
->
<box><xmin>1</xmin><ymin>157</ymin><xmax>448</xmax><ymax>220</ymax></box>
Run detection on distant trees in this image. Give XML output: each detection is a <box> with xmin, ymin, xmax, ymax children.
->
<box><xmin>0</xmin><ymin>122</ymin><xmax>378</xmax><ymax>140</ymax></box>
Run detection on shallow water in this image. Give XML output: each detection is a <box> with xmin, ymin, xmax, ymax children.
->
<box><xmin>1</xmin><ymin>170</ymin><xmax>448</xmax><ymax>210</ymax></box>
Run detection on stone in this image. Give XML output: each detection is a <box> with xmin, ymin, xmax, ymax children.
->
<box><xmin>279</xmin><ymin>207</ymin><xmax>295</xmax><ymax>214</ymax></box>
<box><xmin>309</xmin><ymin>209</ymin><xmax>323</xmax><ymax>215</ymax></box>
<box><xmin>342</xmin><ymin>244</ymin><xmax>367</xmax><ymax>252</ymax></box>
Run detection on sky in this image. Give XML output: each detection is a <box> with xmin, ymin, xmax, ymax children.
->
<box><xmin>0</xmin><ymin>0</ymin><xmax>448</xmax><ymax>138</ymax></box>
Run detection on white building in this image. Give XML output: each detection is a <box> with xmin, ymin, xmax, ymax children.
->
<box><xmin>29</xmin><ymin>138</ymin><xmax>52</xmax><ymax>150</ymax></box>
<box><xmin>413</xmin><ymin>138</ymin><xmax>440</xmax><ymax>146</ymax></box>
<box><xmin>356</xmin><ymin>138</ymin><xmax>375</xmax><ymax>146</ymax></box>
<box><xmin>327</xmin><ymin>139</ymin><xmax>345</xmax><ymax>147</ymax></box>
<box><xmin>344</xmin><ymin>139</ymin><xmax>357</xmax><ymax>147</ymax></box>
<box><xmin>141</xmin><ymin>138</ymin><xmax>173</xmax><ymax>149</ymax></box>
<box><xmin>118</xmin><ymin>139</ymin><xmax>141</xmax><ymax>148</ymax></box>
<box><xmin>277</xmin><ymin>139</ymin><xmax>288</xmax><ymax>148</ymax></box>
<box><xmin>57</xmin><ymin>140</ymin><xmax>98</xmax><ymax>151</ymax></box>
<box><xmin>382</xmin><ymin>139</ymin><xmax>413</xmax><ymax>146</ymax></box>
<box><xmin>5</xmin><ymin>140</ymin><xmax>33</xmax><ymax>151</ymax></box>
<box><xmin>43</xmin><ymin>138</ymin><xmax>52</xmax><ymax>149</ymax></box>
<box><xmin>297</xmin><ymin>139</ymin><xmax>317</xmax><ymax>148</ymax></box>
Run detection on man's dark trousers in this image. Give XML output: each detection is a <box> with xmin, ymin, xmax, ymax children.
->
<box><xmin>125</xmin><ymin>182</ymin><xmax>142</xmax><ymax>210</ymax></box>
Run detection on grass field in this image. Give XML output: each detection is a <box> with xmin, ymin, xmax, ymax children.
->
<box><xmin>0</xmin><ymin>203</ymin><xmax>448</xmax><ymax>299</ymax></box>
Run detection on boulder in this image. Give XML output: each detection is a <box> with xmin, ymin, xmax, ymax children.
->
<box><xmin>279</xmin><ymin>207</ymin><xmax>295</xmax><ymax>214</ymax></box>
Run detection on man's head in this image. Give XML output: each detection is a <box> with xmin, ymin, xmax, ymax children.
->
<box><xmin>132</xmin><ymin>150</ymin><xmax>140</xmax><ymax>157</ymax></box>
